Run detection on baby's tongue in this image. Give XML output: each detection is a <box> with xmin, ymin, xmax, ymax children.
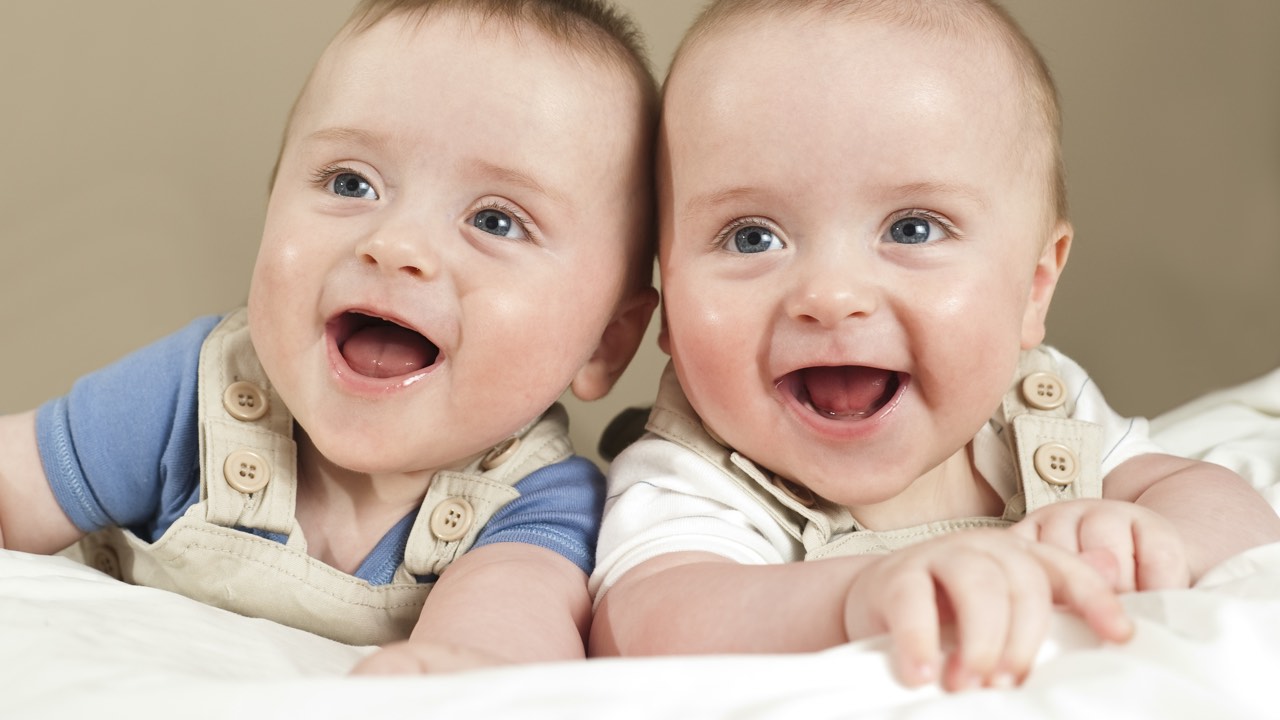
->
<box><xmin>802</xmin><ymin>366</ymin><xmax>894</xmax><ymax>419</ymax></box>
<box><xmin>341</xmin><ymin>323</ymin><xmax>438</xmax><ymax>379</ymax></box>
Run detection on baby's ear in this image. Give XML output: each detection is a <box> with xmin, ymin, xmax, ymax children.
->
<box><xmin>1020</xmin><ymin>221</ymin><xmax>1072</xmax><ymax>349</ymax></box>
<box><xmin>570</xmin><ymin>286</ymin><xmax>659</xmax><ymax>401</ymax></box>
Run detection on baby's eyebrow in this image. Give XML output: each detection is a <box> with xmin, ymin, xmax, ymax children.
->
<box><xmin>682</xmin><ymin>186</ymin><xmax>757</xmax><ymax>221</ymax></box>
<box><xmin>884</xmin><ymin>181</ymin><xmax>989</xmax><ymax>210</ymax></box>
<box><xmin>468</xmin><ymin>159</ymin><xmax>571</xmax><ymax>210</ymax></box>
<box><xmin>302</xmin><ymin>126</ymin><xmax>390</xmax><ymax>153</ymax></box>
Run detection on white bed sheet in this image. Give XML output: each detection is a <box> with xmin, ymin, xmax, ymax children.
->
<box><xmin>5</xmin><ymin>366</ymin><xmax>1280</xmax><ymax>719</ymax></box>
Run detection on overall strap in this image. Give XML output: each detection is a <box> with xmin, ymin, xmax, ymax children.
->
<box><xmin>196</xmin><ymin>309</ymin><xmax>299</xmax><ymax>538</ymax></box>
<box><xmin>1000</xmin><ymin>347</ymin><xmax>1104</xmax><ymax>519</ymax></box>
<box><xmin>401</xmin><ymin>403</ymin><xmax>575</xmax><ymax>578</ymax></box>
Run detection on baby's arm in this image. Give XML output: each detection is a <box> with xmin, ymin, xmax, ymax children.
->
<box><xmin>591</xmin><ymin>530</ymin><xmax>1131</xmax><ymax>691</ymax></box>
<box><xmin>1015</xmin><ymin>453</ymin><xmax>1280</xmax><ymax>589</ymax></box>
<box><xmin>351</xmin><ymin>542</ymin><xmax>591</xmax><ymax>674</ymax></box>
<box><xmin>0</xmin><ymin>411</ymin><xmax>83</xmax><ymax>553</ymax></box>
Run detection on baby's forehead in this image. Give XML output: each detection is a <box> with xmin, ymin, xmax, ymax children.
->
<box><xmin>661</xmin><ymin>7</ymin><xmax>1060</xmax><ymax>225</ymax></box>
<box><xmin>281</xmin><ymin>8</ymin><xmax>655</xmax><ymax>208</ymax></box>
<box><xmin>676</xmin><ymin>11</ymin><xmax>1035</xmax><ymax>126</ymax></box>
<box><xmin>292</xmin><ymin>9</ymin><xmax>648</xmax><ymax>138</ymax></box>
<box><xmin>668</xmin><ymin>5</ymin><xmax>1059</xmax><ymax>197</ymax></box>
<box><xmin>685</xmin><ymin>5</ymin><xmax>1026</xmax><ymax>81</ymax></box>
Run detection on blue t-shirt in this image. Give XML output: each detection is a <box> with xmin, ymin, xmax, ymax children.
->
<box><xmin>35</xmin><ymin>316</ymin><xmax>605</xmax><ymax>584</ymax></box>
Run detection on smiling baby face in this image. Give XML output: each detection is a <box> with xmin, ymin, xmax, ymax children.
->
<box><xmin>248</xmin><ymin>6</ymin><xmax>653</xmax><ymax>475</ymax></box>
<box><xmin>657</xmin><ymin>5</ymin><xmax>1071</xmax><ymax>514</ymax></box>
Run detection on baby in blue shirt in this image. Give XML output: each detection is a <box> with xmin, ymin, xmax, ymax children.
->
<box><xmin>0</xmin><ymin>0</ymin><xmax>658</xmax><ymax>674</ymax></box>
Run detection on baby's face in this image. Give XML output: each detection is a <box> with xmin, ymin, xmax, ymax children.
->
<box><xmin>659</xmin><ymin>13</ymin><xmax>1068</xmax><ymax>513</ymax></box>
<box><xmin>248</xmin><ymin>10</ymin><xmax>648</xmax><ymax>475</ymax></box>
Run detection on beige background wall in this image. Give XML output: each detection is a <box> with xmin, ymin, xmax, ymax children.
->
<box><xmin>2</xmin><ymin>1</ymin><xmax>1277</xmax><ymax>466</ymax></box>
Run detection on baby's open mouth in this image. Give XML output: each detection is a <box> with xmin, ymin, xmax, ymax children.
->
<box><xmin>333</xmin><ymin>312</ymin><xmax>439</xmax><ymax>379</ymax></box>
<box><xmin>785</xmin><ymin>365</ymin><xmax>903</xmax><ymax>420</ymax></box>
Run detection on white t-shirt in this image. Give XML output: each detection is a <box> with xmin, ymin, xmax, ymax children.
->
<box><xmin>590</xmin><ymin>347</ymin><xmax>1165</xmax><ymax>603</ymax></box>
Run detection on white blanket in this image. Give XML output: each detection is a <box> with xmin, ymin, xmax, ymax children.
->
<box><xmin>6</xmin><ymin>367</ymin><xmax>1280</xmax><ymax>719</ymax></box>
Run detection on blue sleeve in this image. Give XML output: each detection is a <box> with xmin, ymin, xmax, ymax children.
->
<box><xmin>35</xmin><ymin>316</ymin><xmax>219</xmax><ymax>540</ymax></box>
<box><xmin>472</xmin><ymin>456</ymin><xmax>605</xmax><ymax>575</ymax></box>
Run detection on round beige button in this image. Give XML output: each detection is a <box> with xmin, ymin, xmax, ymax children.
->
<box><xmin>480</xmin><ymin>437</ymin><xmax>521</xmax><ymax>471</ymax></box>
<box><xmin>1021</xmin><ymin>372</ymin><xmax>1066</xmax><ymax>411</ymax></box>
<box><xmin>91</xmin><ymin>546</ymin><xmax>122</xmax><ymax>580</ymax></box>
<box><xmin>224</xmin><ymin>449</ymin><xmax>271</xmax><ymax>493</ymax></box>
<box><xmin>429</xmin><ymin>498</ymin><xmax>474</xmax><ymax>541</ymax></box>
<box><xmin>1033</xmin><ymin>443</ymin><xmax>1078</xmax><ymax>487</ymax></box>
<box><xmin>771</xmin><ymin>475</ymin><xmax>817</xmax><ymax>508</ymax></box>
<box><xmin>223</xmin><ymin>381</ymin><xmax>269</xmax><ymax>422</ymax></box>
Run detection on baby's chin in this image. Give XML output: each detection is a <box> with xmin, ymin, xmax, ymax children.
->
<box><xmin>754</xmin><ymin>443</ymin><xmax>923</xmax><ymax>509</ymax></box>
<box><xmin>296</xmin><ymin>423</ymin><xmax>447</xmax><ymax>477</ymax></box>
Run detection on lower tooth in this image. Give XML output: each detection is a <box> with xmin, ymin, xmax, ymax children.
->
<box><xmin>821</xmin><ymin>409</ymin><xmax>870</xmax><ymax>419</ymax></box>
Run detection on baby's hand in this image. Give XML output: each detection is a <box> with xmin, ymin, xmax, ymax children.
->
<box><xmin>350</xmin><ymin>639</ymin><xmax>507</xmax><ymax>676</ymax></box>
<box><xmin>1012</xmin><ymin>499</ymin><xmax>1191</xmax><ymax>592</ymax></box>
<box><xmin>842</xmin><ymin>529</ymin><xmax>1132</xmax><ymax>691</ymax></box>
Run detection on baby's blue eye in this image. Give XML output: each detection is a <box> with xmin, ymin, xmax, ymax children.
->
<box><xmin>730</xmin><ymin>225</ymin><xmax>782</xmax><ymax>253</ymax></box>
<box><xmin>331</xmin><ymin>172</ymin><xmax>377</xmax><ymax>200</ymax></box>
<box><xmin>888</xmin><ymin>216</ymin><xmax>943</xmax><ymax>244</ymax></box>
<box><xmin>473</xmin><ymin>209</ymin><xmax>527</xmax><ymax>240</ymax></box>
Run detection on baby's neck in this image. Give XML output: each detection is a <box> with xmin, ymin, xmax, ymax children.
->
<box><xmin>292</xmin><ymin>429</ymin><xmax>432</xmax><ymax>575</ymax></box>
<box><xmin>850</xmin><ymin>444</ymin><xmax>1003</xmax><ymax>531</ymax></box>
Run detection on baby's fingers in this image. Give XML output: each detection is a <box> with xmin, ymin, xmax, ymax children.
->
<box><xmin>1013</xmin><ymin>509</ymin><xmax>1081</xmax><ymax>555</ymax></box>
<box><xmin>875</xmin><ymin>571</ymin><xmax>945</xmax><ymax>686</ymax></box>
<box><xmin>936</xmin><ymin>550</ymin><xmax>1052</xmax><ymax>691</ymax></box>
<box><xmin>1077</xmin><ymin>509</ymin><xmax>1138</xmax><ymax>592</ymax></box>
<box><xmin>1033</xmin><ymin>543</ymin><xmax>1133</xmax><ymax>644</ymax></box>
<box><xmin>935</xmin><ymin>558</ymin><xmax>1012</xmax><ymax>691</ymax></box>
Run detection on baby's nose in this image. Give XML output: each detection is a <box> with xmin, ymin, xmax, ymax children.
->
<box><xmin>785</xmin><ymin>253</ymin><xmax>878</xmax><ymax>326</ymax></box>
<box><xmin>356</xmin><ymin>222</ymin><xmax>440</xmax><ymax>279</ymax></box>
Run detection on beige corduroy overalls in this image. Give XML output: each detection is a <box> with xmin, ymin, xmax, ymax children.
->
<box><xmin>644</xmin><ymin>347</ymin><xmax>1105</xmax><ymax>560</ymax></box>
<box><xmin>73</xmin><ymin>309</ymin><xmax>574</xmax><ymax>646</ymax></box>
